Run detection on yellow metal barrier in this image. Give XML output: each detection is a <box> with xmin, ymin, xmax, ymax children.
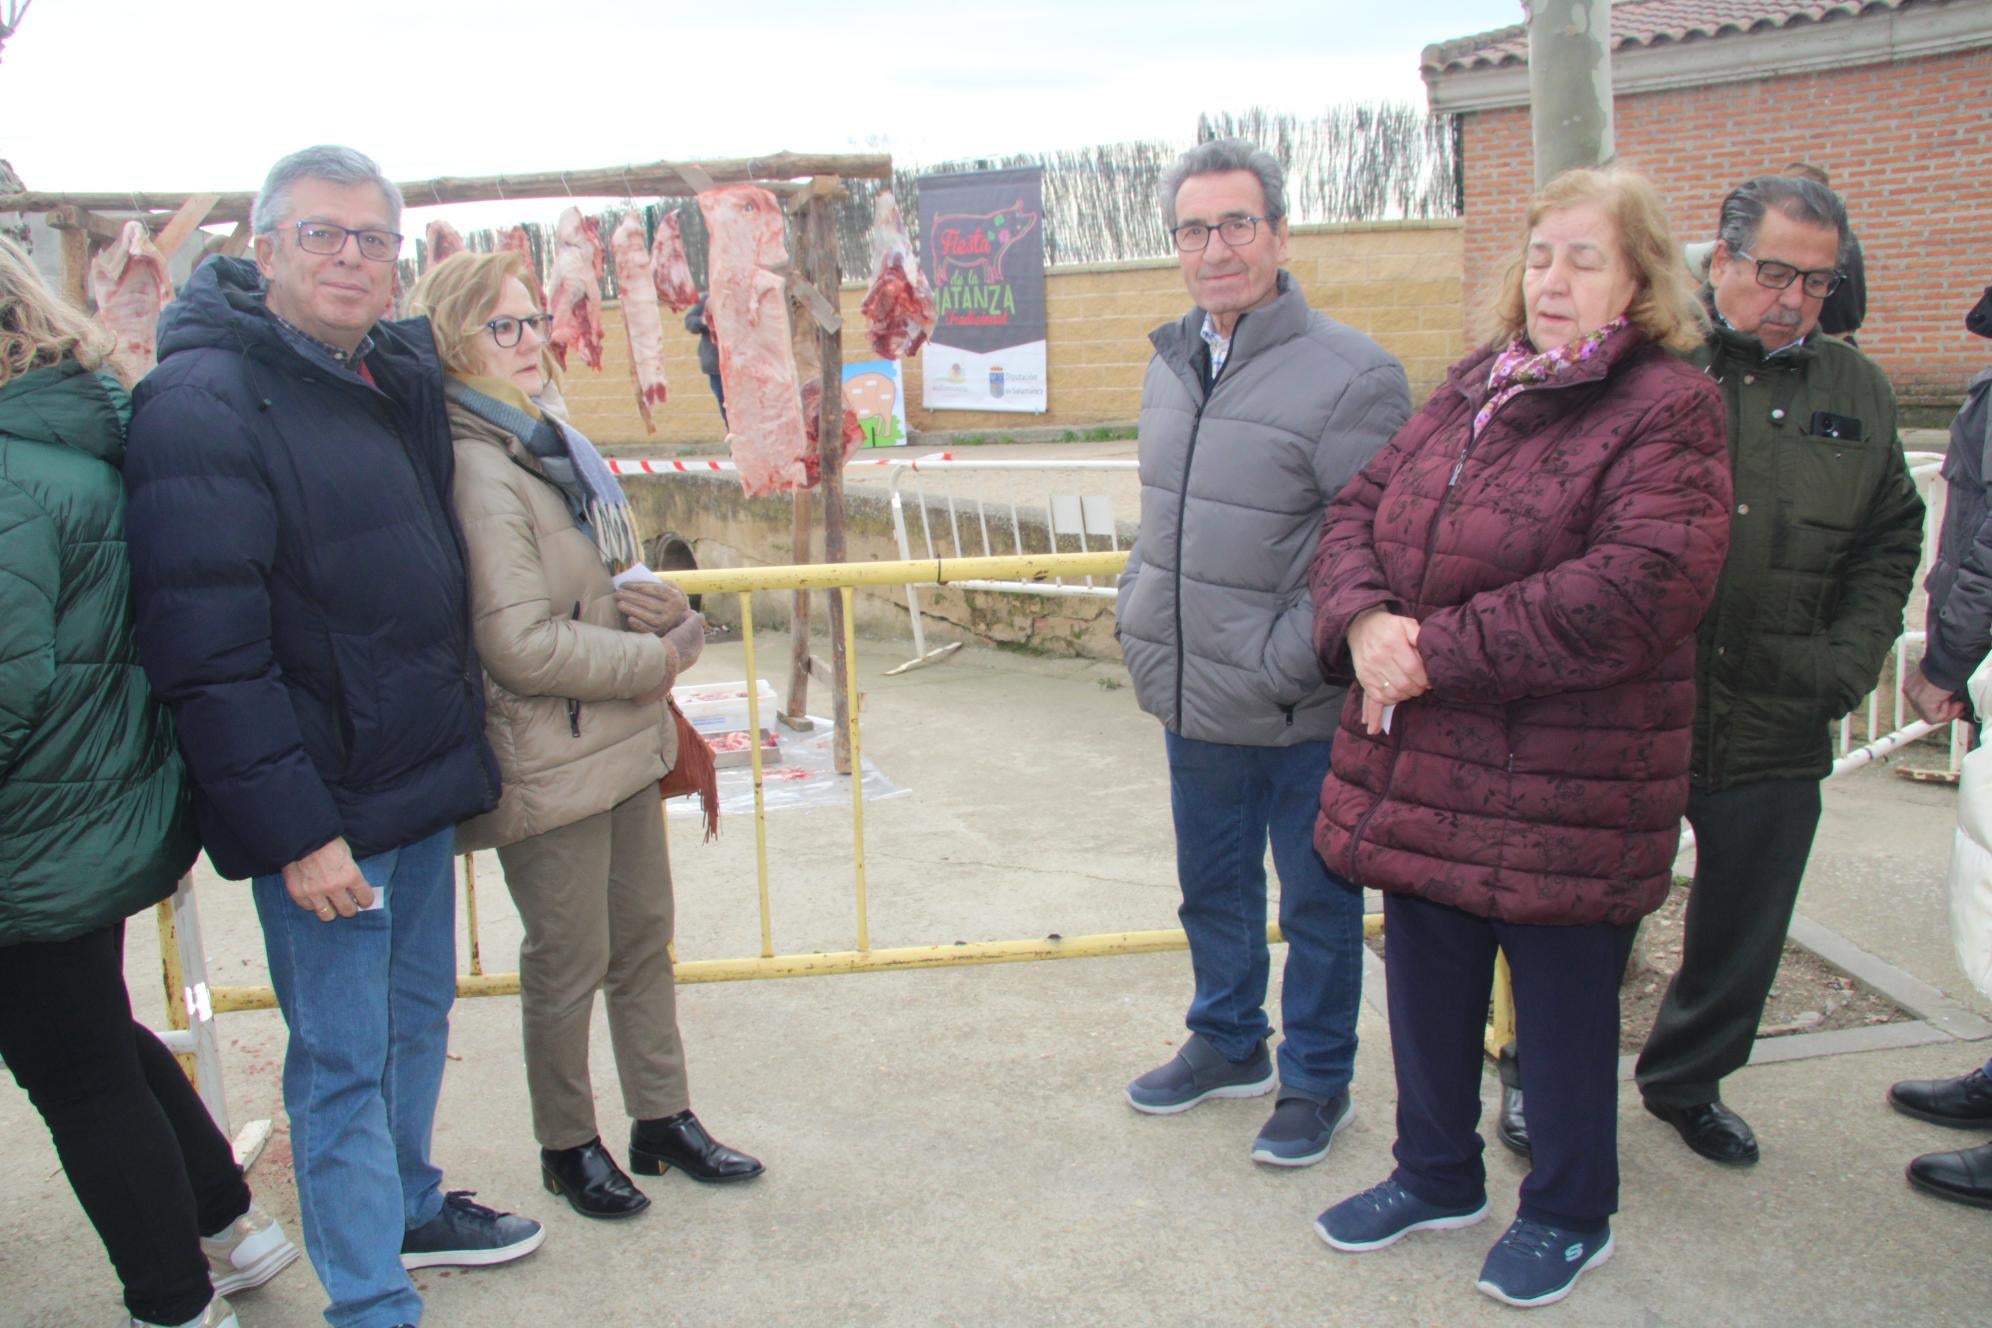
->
<box><xmin>185</xmin><ymin>549</ymin><xmax>1513</xmax><ymax>1059</ymax></box>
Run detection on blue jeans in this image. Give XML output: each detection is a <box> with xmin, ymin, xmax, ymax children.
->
<box><xmin>1164</xmin><ymin>731</ymin><xmax>1363</xmax><ymax>1099</ymax></box>
<box><xmin>253</xmin><ymin>827</ymin><xmax>457</xmax><ymax>1328</ymax></box>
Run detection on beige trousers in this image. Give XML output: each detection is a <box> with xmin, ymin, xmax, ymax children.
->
<box><xmin>496</xmin><ymin>787</ymin><xmax>691</xmax><ymax>1149</ymax></box>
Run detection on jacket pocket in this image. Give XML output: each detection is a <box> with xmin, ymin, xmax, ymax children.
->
<box><xmin>327</xmin><ymin>630</ymin><xmax>383</xmax><ymax>780</ymax></box>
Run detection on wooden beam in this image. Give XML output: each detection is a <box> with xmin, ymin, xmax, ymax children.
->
<box><xmin>218</xmin><ymin>218</ymin><xmax>251</xmax><ymax>259</ymax></box>
<box><xmin>802</xmin><ymin>185</ymin><xmax>852</xmax><ymax>774</ymax></box>
<box><xmin>0</xmin><ymin>150</ymin><xmax>893</xmax><ymax>220</ymax></box>
<box><xmin>152</xmin><ymin>193</ymin><xmax>220</xmax><ymax>260</ymax></box>
<box><xmin>45</xmin><ymin>204</ymin><xmax>142</xmax><ymax>243</ymax></box>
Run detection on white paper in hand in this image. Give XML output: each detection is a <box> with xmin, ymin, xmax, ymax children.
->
<box><xmin>1381</xmin><ymin>703</ymin><xmax>1397</xmax><ymax>735</ymax></box>
<box><xmin>612</xmin><ymin>562</ymin><xmax>664</xmax><ymax>589</ymax></box>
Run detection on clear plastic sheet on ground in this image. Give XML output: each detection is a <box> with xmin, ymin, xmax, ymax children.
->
<box><xmin>664</xmin><ymin>713</ymin><xmax>908</xmax><ymax>819</ymax></box>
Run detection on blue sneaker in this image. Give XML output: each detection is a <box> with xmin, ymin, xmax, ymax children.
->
<box><xmin>1315</xmin><ymin>1178</ymin><xmax>1488</xmax><ymax>1252</ymax></box>
<box><xmin>1474</xmin><ymin>1217</ymin><xmax>1614</xmax><ymax>1308</ymax></box>
<box><xmin>1126</xmin><ymin>1033</ymin><xmax>1274</xmax><ymax>1114</ymax></box>
<box><xmin>400</xmin><ymin>1191</ymin><xmax>545</xmax><ymax>1270</ymax></box>
<box><xmin>1251</xmin><ymin>1091</ymin><xmax>1353</xmax><ymax>1167</ymax></box>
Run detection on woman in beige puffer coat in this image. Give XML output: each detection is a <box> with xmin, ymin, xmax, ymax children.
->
<box><xmin>411</xmin><ymin>251</ymin><xmax>763</xmax><ymax>1222</ymax></box>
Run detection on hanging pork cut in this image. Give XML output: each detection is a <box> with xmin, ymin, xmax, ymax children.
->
<box><xmin>88</xmin><ymin>219</ymin><xmax>173</xmax><ymax>372</ymax></box>
<box><xmin>609</xmin><ymin>212</ymin><xmax>669</xmax><ymax>432</ymax></box>
<box><xmin>547</xmin><ymin>206</ymin><xmax>605</xmax><ymax>372</ymax></box>
<box><xmin>860</xmin><ymin>191</ymin><xmax>936</xmax><ymax>361</ymax></box>
<box><xmin>424</xmin><ymin>219</ymin><xmax>465</xmax><ymax>267</ymax></box>
<box><xmin>499</xmin><ymin>225</ymin><xmax>547</xmax><ymax>310</ymax></box>
<box><xmin>699</xmin><ymin>185</ymin><xmax>810</xmax><ymax>497</ymax></box>
<box><xmin>800</xmin><ymin>378</ymin><xmax>865</xmax><ymax>485</ymax></box>
<box><xmin>650</xmin><ymin>209</ymin><xmax>698</xmax><ymax>313</ymax></box>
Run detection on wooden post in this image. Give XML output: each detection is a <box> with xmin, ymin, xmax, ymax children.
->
<box><xmin>785</xmin><ymin>488</ymin><xmax>815</xmax><ymax>730</ymax></box>
<box><xmin>782</xmin><ymin>253</ymin><xmax>821</xmax><ymax>731</ymax></box>
<box><xmin>802</xmin><ymin>179</ymin><xmax>852</xmax><ymax>773</ymax></box>
<box><xmin>59</xmin><ymin>219</ymin><xmax>90</xmax><ymax>309</ymax></box>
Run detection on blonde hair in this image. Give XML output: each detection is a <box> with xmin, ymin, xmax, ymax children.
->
<box><xmin>1484</xmin><ymin>167</ymin><xmax>1707</xmax><ymax>353</ymax></box>
<box><xmin>406</xmin><ymin>249</ymin><xmax>561</xmax><ymax>388</ymax></box>
<box><xmin>0</xmin><ymin>233</ymin><xmax>121</xmax><ymax>386</ymax></box>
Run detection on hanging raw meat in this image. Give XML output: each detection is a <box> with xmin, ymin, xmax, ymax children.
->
<box><xmin>861</xmin><ymin>191</ymin><xmax>936</xmax><ymax>361</ymax></box>
<box><xmin>547</xmin><ymin>206</ymin><xmax>605</xmax><ymax>372</ymax></box>
<box><xmin>699</xmin><ymin>185</ymin><xmax>809</xmax><ymax>497</ymax></box>
<box><xmin>609</xmin><ymin>212</ymin><xmax>669</xmax><ymax>432</ymax></box>
<box><xmin>88</xmin><ymin>219</ymin><xmax>173</xmax><ymax>372</ymax></box>
<box><xmin>499</xmin><ymin>225</ymin><xmax>546</xmax><ymax>309</ymax></box>
<box><xmin>800</xmin><ymin>378</ymin><xmax>865</xmax><ymax>485</ymax></box>
<box><xmin>424</xmin><ymin>219</ymin><xmax>465</xmax><ymax>267</ymax></box>
<box><xmin>650</xmin><ymin>209</ymin><xmax>698</xmax><ymax>313</ymax></box>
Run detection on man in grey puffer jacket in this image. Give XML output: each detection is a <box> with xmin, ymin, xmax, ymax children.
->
<box><xmin>1117</xmin><ymin>139</ymin><xmax>1410</xmax><ymax>1167</ymax></box>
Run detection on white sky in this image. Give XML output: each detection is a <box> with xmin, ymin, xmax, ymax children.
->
<box><xmin>1</xmin><ymin>0</ymin><xmax>1525</xmax><ymax>231</ymax></box>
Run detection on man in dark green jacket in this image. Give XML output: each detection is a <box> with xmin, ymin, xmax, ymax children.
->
<box><xmin>1634</xmin><ymin>175</ymin><xmax>1924</xmax><ymax>1164</ymax></box>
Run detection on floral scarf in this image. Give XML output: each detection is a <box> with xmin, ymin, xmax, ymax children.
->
<box><xmin>1473</xmin><ymin>315</ymin><xmax>1630</xmax><ymax>439</ymax></box>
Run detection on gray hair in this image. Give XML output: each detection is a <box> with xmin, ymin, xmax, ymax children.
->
<box><xmin>250</xmin><ymin>145</ymin><xmax>404</xmax><ymax>235</ymax></box>
<box><xmin>1160</xmin><ymin>138</ymin><xmax>1287</xmax><ymax>230</ymax></box>
<box><xmin>1715</xmin><ymin>174</ymin><xmax>1850</xmax><ymax>268</ymax></box>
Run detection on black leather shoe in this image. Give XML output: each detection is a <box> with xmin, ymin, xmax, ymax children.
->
<box><xmin>1644</xmin><ymin>1099</ymin><xmax>1759</xmax><ymax>1166</ymax></box>
<box><xmin>1495</xmin><ymin>1043</ymin><xmax>1531</xmax><ymax>1159</ymax></box>
<box><xmin>628</xmin><ymin>1111</ymin><xmax>764</xmax><ymax>1184</ymax></box>
<box><xmin>540</xmin><ymin>1139</ymin><xmax>650</xmax><ymax>1219</ymax></box>
<box><xmin>1888</xmin><ymin>1068</ymin><xmax>1992</xmax><ymax>1129</ymax></box>
<box><xmin>1906</xmin><ymin>1140</ymin><xmax>1992</xmax><ymax>1209</ymax></box>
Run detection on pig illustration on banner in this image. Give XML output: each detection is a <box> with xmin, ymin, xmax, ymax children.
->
<box><xmin>929</xmin><ymin>202</ymin><xmax>1040</xmax><ymax>286</ymax></box>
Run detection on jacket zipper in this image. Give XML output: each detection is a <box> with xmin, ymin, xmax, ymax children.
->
<box><xmin>568</xmin><ymin>600</ymin><xmax>583</xmax><ymax>737</ymax></box>
<box><xmin>1172</xmin><ymin>345</ymin><xmax>1226</xmax><ymax>730</ymax></box>
<box><xmin>1345</xmin><ymin>393</ymin><xmax>1508</xmax><ymax>874</ymax></box>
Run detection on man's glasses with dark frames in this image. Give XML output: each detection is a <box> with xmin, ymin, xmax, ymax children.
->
<box><xmin>482</xmin><ymin>314</ymin><xmax>554</xmax><ymax>348</ymax></box>
<box><xmin>293</xmin><ymin>222</ymin><xmax>402</xmax><ymax>263</ymax></box>
<box><xmin>1171</xmin><ymin>215</ymin><xmax>1265</xmax><ymax>253</ymax></box>
<box><xmin>1734</xmin><ymin>248</ymin><xmax>1844</xmax><ymax>299</ymax></box>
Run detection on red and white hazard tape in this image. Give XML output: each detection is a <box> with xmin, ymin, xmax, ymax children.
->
<box><xmin>604</xmin><ymin>452</ymin><xmax>958</xmax><ymax>477</ymax></box>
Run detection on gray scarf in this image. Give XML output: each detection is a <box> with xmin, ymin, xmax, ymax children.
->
<box><xmin>445</xmin><ymin>379</ymin><xmax>643</xmax><ymax>571</ymax></box>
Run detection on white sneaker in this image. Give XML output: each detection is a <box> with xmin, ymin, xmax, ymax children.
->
<box><xmin>131</xmin><ymin>1293</ymin><xmax>239</xmax><ymax>1328</ymax></box>
<box><xmin>200</xmin><ymin>1203</ymin><xmax>300</xmax><ymax>1295</ymax></box>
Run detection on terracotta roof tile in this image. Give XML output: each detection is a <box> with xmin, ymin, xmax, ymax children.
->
<box><xmin>1422</xmin><ymin>0</ymin><xmax>1916</xmax><ymax>72</ymax></box>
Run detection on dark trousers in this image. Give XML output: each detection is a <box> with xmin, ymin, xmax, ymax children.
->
<box><xmin>1636</xmin><ymin>778</ymin><xmax>1823</xmax><ymax>1106</ymax></box>
<box><xmin>0</xmin><ymin>921</ymin><xmax>249</xmax><ymax>1323</ymax></box>
<box><xmin>1385</xmin><ymin>893</ymin><xmax>1624</xmax><ymax>1231</ymax></box>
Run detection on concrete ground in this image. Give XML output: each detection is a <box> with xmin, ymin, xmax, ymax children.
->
<box><xmin>5</xmin><ymin>638</ymin><xmax>1990</xmax><ymax>1327</ymax></box>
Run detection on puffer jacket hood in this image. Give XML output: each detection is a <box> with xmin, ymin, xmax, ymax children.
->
<box><xmin>1</xmin><ymin>362</ymin><xmax>198</xmax><ymax>944</ymax></box>
<box><xmin>125</xmin><ymin>257</ymin><xmax>500</xmax><ymax>879</ymax></box>
<box><xmin>1311</xmin><ymin>326</ymin><xmax>1732</xmax><ymax>926</ymax></box>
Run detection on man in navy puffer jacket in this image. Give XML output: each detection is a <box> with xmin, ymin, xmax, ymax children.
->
<box><xmin>126</xmin><ymin>145</ymin><xmax>540</xmax><ymax>1328</ymax></box>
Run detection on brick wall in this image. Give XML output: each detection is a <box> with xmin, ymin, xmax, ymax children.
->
<box><xmin>561</xmin><ymin>220</ymin><xmax>1464</xmax><ymax>446</ymax></box>
<box><xmin>1458</xmin><ymin>45</ymin><xmax>1992</xmax><ymax>408</ymax></box>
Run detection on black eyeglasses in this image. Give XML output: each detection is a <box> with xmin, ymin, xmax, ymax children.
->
<box><xmin>1171</xmin><ymin>215</ymin><xmax>1265</xmax><ymax>253</ymax></box>
<box><xmin>1734</xmin><ymin>249</ymin><xmax>1843</xmax><ymax>299</ymax></box>
<box><xmin>482</xmin><ymin>314</ymin><xmax>554</xmax><ymax>348</ymax></box>
<box><xmin>293</xmin><ymin>222</ymin><xmax>403</xmax><ymax>263</ymax></box>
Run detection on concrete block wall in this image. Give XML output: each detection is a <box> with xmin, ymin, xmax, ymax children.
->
<box><xmin>560</xmin><ymin>220</ymin><xmax>1465</xmax><ymax>447</ymax></box>
<box><xmin>1458</xmin><ymin>45</ymin><xmax>1992</xmax><ymax>410</ymax></box>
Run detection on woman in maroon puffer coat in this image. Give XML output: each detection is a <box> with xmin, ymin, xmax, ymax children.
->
<box><xmin>1307</xmin><ymin>168</ymin><xmax>1732</xmax><ymax>1310</ymax></box>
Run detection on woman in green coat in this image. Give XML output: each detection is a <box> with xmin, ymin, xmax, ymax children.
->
<box><xmin>0</xmin><ymin>236</ymin><xmax>296</xmax><ymax>1328</ymax></box>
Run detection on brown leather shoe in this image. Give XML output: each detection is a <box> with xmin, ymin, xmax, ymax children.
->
<box><xmin>1644</xmin><ymin>1099</ymin><xmax>1759</xmax><ymax>1166</ymax></box>
<box><xmin>628</xmin><ymin>1111</ymin><xmax>764</xmax><ymax>1184</ymax></box>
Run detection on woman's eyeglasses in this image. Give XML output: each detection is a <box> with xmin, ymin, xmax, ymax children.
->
<box><xmin>482</xmin><ymin>314</ymin><xmax>555</xmax><ymax>348</ymax></box>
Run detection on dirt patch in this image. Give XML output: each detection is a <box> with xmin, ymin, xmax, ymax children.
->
<box><xmin>1364</xmin><ymin>882</ymin><xmax>1914</xmax><ymax>1053</ymax></box>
